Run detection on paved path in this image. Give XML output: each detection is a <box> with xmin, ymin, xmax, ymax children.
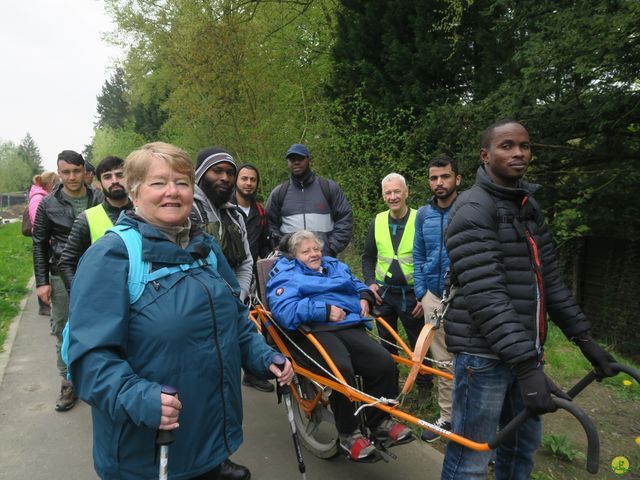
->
<box><xmin>0</xmin><ymin>284</ymin><xmax>443</xmax><ymax>479</ymax></box>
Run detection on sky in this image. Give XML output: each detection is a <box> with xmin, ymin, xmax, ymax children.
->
<box><xmin>0</xmin><ymin>0</ymin><xmax>122</xmax><ymax>172</ymax></box>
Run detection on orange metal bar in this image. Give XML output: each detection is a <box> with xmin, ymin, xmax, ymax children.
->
<box><xmin>374</xmin><ymin>316</ymin><xmax>414</xmax><ymax>357</ymax></box>
<box><xmin>250</xmin><ymin>307</ymin><xmax>488</xmax><ymax>452</ymax></box>
<box><xmin>391</xmin><ymin>354</ymin><xmax>454</xmax><ymax>380</ymax></box>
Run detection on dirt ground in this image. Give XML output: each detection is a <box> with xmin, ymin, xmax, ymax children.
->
<box><xmin>532</xmin><ymin>380</ymin><xmax>640</xmax><ymax>480</ymax></box>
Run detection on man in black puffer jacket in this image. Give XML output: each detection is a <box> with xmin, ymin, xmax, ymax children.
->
<box><xmin>440</xmin><ymin>120</ymin><xmax>615</xmax><ymax>480</ymax></box>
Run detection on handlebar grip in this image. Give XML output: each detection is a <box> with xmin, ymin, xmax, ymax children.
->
<box><xmin>272</xmin><ymin>353</ymin><xmax>291</xmax><ymax>394</ymax></box>
<box><xmin>156</xmin><ymin>385</ymin><xmax>178</xmax><ymax>447</ymax></box>
<box><xmin>567</xmin><ymin>362</ymin><xmax>640</xmax><ymax>399</ymax></box>
<box><xmin>489</xmin><ymin>397</ymin><xmax>600</xmax><ymax>474</ymax></box>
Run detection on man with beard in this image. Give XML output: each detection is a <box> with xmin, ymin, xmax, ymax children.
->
<box><xmin>191</xmin><ymin>147</ymin><xmax>255</xmax><ymax>480</ymax></box>
<box><xmin>32</xmin><ymin>149</ymin><xmax>101</xmax><ymax>411</ymax></box>
<box><xmin>232</xmin><ymin>164</ymin><xmax>271</xmax><ymax>265</ymax></box>
<box><xmin>59</xmin><ymin>156</ymin><xmax>132</xmax><ymax>291</ymax></box>
<box><xmin>266</xmin><ymin>143</ymin><xmax>353</xmax><ymax>257</ymax></box>
<box><xmin>191</xmin><ymin>147</ymin><xmax>253</xmax><ymax>301</ymax></box>
<box><xmin>412</xmin><ymin>155</ymin><xmax>461</xmax><ymax>442</ymax></box>
<box><xmin>361</xmin><ymin>173</ymin><xmax>434</xmax><ymax>396</ymax></box>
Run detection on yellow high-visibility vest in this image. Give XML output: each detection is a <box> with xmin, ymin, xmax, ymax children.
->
<box><xmin>374</xmin><ymin>208</ymin><xmax>417</xmax><ymax>285</ymax></box>
<box><xmin>85</xmin><ymin>204</ymin><xmax>113</xmax><ymax>244</ymax></box>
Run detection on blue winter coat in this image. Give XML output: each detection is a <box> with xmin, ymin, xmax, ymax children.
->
<box><xmin>413</xmin><ymin>199</ymin><xmax>453</xmax><ymax>300</ymax></box>
<box><xmin>68</xmin><ymin>214</ymin><xmax>277</xmax><ymax>480</ymax></box>
<box><xmin>266</xmin><ymin>256</ymin><xmax>372</xmax><ymax>331</ymax></box>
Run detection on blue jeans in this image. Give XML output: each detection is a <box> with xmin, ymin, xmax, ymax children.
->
<box><xmin>441</xmin><ymin>354</ymin><xmax>541</xmax><ymax>480</ymax></box>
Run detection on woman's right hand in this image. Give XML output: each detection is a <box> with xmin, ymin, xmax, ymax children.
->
<box><xmin>329</xmin><ymin>305</ymin><xmax>346</xmax><ymax>322</ymax></box>
<box><xmin>159</xmin><ymin>392</ymin><xmax>182</xmax><ymax>430</ymax></box>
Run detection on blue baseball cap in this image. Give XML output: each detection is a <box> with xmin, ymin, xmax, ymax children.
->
<box><xmin>286</xmin><ymin>143</ymin><xmax>310</xmax><ymax>159</ymax></box>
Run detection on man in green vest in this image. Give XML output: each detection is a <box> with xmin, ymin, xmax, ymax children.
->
<box><xmin>60</xmin><ymin>156</ymin><xmax>132</xmax><ymax>291</ymax></box>
<box><xmin>361</xmin><ymin>173</ymin><xmax>433</xmax><ymax>395</ymax></box>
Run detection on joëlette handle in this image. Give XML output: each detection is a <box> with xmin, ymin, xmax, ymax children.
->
<box><xmin>489</xmin><ymin>397</ymin><xmax>600</xmax><ymax>474</ymax></box>
<box><xmin>156</xmin><ymin>385</ymin><xmax>178</xmax><ymax>446</ymax></box>
<box><xmin>567</xmin><ymin>362</ymin><xmax>640</xmax><ymax>399</ymax></box>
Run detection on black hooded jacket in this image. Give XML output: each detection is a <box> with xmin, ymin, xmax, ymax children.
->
<box><xmin>444</xmin><ymin>166</ymin><xmax>590</xmax><ymax>366</ymax></box>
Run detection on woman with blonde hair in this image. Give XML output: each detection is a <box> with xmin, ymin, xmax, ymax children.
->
<box><xmin>67</xmin><ymin>142</ymin><xmax>292</xmax><ymax>479</ymax></box>
<box><xmin>28</xmin><ymin>171</ymin><xmax>59</xmax><ymax>224</ymax></box>
<box><xmin>28</xmin><ymin>171</ymin><xmax>59</xmax><ymax>316</ymax></box>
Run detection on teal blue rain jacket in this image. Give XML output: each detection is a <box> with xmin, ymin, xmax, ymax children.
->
<box><xmin>68</xmin><ymin>214</ymin><xmax>276</xmax><ymax>479</ymax></box>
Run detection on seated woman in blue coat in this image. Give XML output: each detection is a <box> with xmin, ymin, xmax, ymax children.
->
<box><xmin>266</xmin><ymin>230</ymin><xmax>412</xmax><ymax>461</ymax></box>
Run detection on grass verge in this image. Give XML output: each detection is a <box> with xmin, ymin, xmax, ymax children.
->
<box><xmin>0</xmin><ymin>222</ymin><xmax>33</xmax><ymax>350</ymax></box>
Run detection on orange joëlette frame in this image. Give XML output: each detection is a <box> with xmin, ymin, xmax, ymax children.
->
<box><xmin>249</xmin><ymin>305</ymin><xmax>491</xmax><ymax>452</ymax></box>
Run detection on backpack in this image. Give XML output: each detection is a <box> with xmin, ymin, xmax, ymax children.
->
<box><xmin>21</xmin><ymin>206</ymin><xmax>33</xmax><ymax>237</ymax></box>
<box><xmin>61</xmin><ymin>225</ymin><xmax>218</xmax><ymax>377</ymax></box>
<box><xmin>273</xmin><ymin>176</ymin><xmax>335</xmax><ymax>219</ymax></box>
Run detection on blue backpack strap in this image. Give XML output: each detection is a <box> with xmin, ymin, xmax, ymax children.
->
<box><xmin>109</xmin><ymin>225</ymin><xmax>150</xmax><ymax>304</ymax></box>
<box><xmin>62</xmin><ymin>227</ymin><xmax>219</xmax><ymax>380</ymax></box>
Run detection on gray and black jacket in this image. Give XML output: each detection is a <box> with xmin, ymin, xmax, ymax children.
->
<box><xmin>32</xmin><ymin>183</ymin><xmax>100</xmax><ymax>287</ymax></box>
<box><xmin>265</xmin><ymin>170</ymin><xmax>353</xmax><ymax>257</ymax></box>
<box><xmin>191</xmin><ymin>186</ymin><xmax>253</xmax><ymax>301</ymax></box>
<box><xmin>444</xmin><ymin>166</ymin><xmax>590</xmax><ymax>366</ymax></box>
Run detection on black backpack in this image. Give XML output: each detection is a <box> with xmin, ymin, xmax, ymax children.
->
<box><xmin>273</xmin><ymin>176</ymin><xmax>335</xmax><ymax>219</ymax></box>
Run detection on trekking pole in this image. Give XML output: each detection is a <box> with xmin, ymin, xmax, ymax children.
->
<box><xmin>273</xmin><ymin>354</ymin><xmax>307</xmax><ymax>480</ymax></box>
<box><xmin>156</xmin><ymin>385</ymin><xmax>178</xmax><ymax>480</ymax></box>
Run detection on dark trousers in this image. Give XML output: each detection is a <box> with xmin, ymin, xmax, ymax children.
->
<box><xmin>374</xmin><ymin>287</ymin><xmax>433</xmax><ymax>388</ymax></box>
<box><xmin>289</xmin><ymin>326</ymin><xmax>397</xmax><ymax>434</ymax></box>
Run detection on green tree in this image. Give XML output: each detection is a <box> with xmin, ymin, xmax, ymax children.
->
<box><xmin>91</xmin><ymin>126</ymin><xmax>146</xmax><ymax>162</ymax></box>
<box><xmin>0</xmin><ymin>142</ymin><xmax>32</xmax><ymax>192</ymax></box>
<box><xmin>17</xmin><ymin>133</ymin><xmax>43</xmax><ymax>175</ymax></box>
<box><xmin>96</xmin><ymin>67</ymin><xmax>131</xmax><ymax>129</ymax></box>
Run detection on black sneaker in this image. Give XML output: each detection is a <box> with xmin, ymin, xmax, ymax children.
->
<box><xmin>242</xmin><ymin>372</ymin><xmax>274</xmax><ymax>392</ymax></box>
<box><xmin>421</xmin><ymin>417</ymin><xmax>451</xmax><ymax>442</ymax></box>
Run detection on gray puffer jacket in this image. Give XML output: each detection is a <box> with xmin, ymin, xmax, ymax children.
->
<box><xmin>444</xmin><ymin>166</ymin><xmax>590</xmax><ymax>365</ymax></box>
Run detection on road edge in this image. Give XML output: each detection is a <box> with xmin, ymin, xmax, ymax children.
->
<box><xmin>0</xmin><ymin>276</ymin><xmax>35</xmax><ymax>386</ymax></box>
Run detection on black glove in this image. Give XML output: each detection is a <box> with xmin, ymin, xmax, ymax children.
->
<box><xmin>573</xmin><ymin>335</ymin><xmax>616</xmax><ymax>379</ymax></box>
<box><xmin>514</xmin><ymin>359</ymin><xmax>570</xmax><ymax>415</ymax></box>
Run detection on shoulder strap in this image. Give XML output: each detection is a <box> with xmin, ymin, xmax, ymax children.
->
<box><xmin>274</xmin><ymin>180</ymin><xmax>290</xmax><ymax>213</ymax></box>
<box><xmin>109</xmin><ymin>225</ymin><xmax>149</xmax><ymax>304</ymax></box>
<box><xmin>61</xmin><ymin>226</ymin><xmax>218</xmax><ymax>380</ymax></box>
<box><xmin>318</xmin><ymin>176</ymin><xmax>334</xmax><ymax>212</ymax></box>
<box><xmin>193</xmin><ymin>198</ymin><xmax>209</xmax><ymax>224</ymax></box>
<box><xmin>255</xmin><ymin>201</ymin><xmax>267</xmax><ymax>227</ymax></box>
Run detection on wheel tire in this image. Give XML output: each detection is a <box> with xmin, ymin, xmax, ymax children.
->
<box><xmin>291</xmin><ymin>377</ymin><xmax>340</xmax><ymax>459</ymax></box>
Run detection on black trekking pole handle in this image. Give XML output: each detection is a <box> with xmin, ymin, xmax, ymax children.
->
<box><xmin>567</xmin><ymin>362</ymin><xmax>640</xmax><ymax>399</ymax></box>
<box><xmin>156</xmin><ymin>385</ymin><xmax>178</xmax><ymax>480</ymax></box>
<box><xmin>273</xmin><ymin>354</ymin><xmax>307</xmax><ymax>479</ymax></box>
<box><xmin>489</xmin><ymin>397</ymin><xmax>600</xmax><ymax>474</ymax></box>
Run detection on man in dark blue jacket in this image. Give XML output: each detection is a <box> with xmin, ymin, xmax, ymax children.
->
<box><xmin>441</xmin><ymin>120</ymin><xmax>615</xmax><ymax>479</ymax></box>
<box><xmin>266</xmin><ymin>143</ymin><xmax>353</xmax><ymax>257</ymax></box>
<box><xmin>413</xmin><ymin>156</ymin><xmax>460</xmax><ymax>441</ymax></box>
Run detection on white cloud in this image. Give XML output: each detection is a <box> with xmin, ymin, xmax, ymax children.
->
<box><xmin>0</xmin><ymin>0</ymin><xmax>122</xmax><ymax>172</ymax></box>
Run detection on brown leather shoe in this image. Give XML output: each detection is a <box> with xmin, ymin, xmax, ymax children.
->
<box><xmin>55</xmin><ymin>384</ymin><xmax>77</xmax><ymax>412</ymax></box>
